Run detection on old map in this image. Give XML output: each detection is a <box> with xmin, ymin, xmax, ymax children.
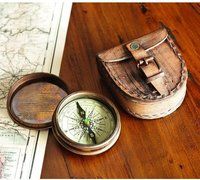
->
<box><xmin>0</xmin><ymin>2</ymin><xmax>71</xmax><ymax>179</ymax></box>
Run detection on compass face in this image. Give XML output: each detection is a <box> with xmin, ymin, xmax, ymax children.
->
<box><xmin>57</xmin><ymin>98</ymin><xmax>116</xmax><ymax>145</ymax></box>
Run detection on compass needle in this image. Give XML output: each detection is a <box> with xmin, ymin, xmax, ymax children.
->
<box><xmin>88</xmin><ymin>127</ymin><xmax>97</xmax><ymax>144</ymax></box>
<box><xmin>76</xmin><ymin>102</ymin><xmax>86</xmax><ymax>119</ymax></box>
<box><xmin>76</xmin><ymin>101</ymin><xmax>97</xmax><ymax>144</ymax></box>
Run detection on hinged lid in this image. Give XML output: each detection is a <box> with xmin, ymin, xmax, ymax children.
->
<box><xmin>7</xmin><ymin>73</ymin><xmax>68</xmax><ymax>129</ymax></box>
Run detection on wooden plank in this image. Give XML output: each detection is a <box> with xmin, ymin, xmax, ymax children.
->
<box><xmin>41</xmin><ymin>3</ymin><xmax>200</xmax><ymax>178</ymax></box>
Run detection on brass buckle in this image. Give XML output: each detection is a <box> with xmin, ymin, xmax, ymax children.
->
<box><xmin>137</xmin><ymin>56</ymin><xmax>164</xmax><ymax>83</ymax></box>
<box><xmin>137</xmin><ymin>56</ymin><xmax>159</xmax><ymax>68</ymax></box>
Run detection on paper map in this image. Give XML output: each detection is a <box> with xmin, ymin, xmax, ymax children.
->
<box><xmin>0</xmin><ymin>2</ymin><xmax>71</xmax><ymax>179</ymax></box>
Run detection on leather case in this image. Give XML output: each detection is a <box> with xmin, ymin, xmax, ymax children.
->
<box><xmin>96</xmin><ymin>27</ymin><xmax>188</xmax><ymax>119</ymax></box>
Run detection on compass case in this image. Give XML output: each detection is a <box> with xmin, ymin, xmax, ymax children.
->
<box><xmin>97</xmin><ymin>27</ymin><xmax>188</xmax><ymax>119</ymax></box>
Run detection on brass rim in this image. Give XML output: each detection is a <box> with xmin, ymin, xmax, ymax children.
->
<box><xmin>52</xmin><ymin>126</ymin><xmax>121</xmax><ymax>155</ymax></box>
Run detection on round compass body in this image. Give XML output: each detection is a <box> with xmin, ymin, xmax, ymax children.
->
<box><xmin>52</xmin><ymin>91</ymin><xmax>121</xmax><ymax>155</ymax></box>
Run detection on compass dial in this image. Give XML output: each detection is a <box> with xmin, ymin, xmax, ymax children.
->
<box><xmin>57</xmin><ymin>98</ymin><xmax>116</xmax><ymax>145</ymax></box>
<box><xmin>53</xmin><ymin>91</ymin><xmax>121</xmax><ymax>155</ymax></box>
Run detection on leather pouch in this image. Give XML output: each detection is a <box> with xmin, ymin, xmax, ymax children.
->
<box><xmin>96</xmin><ymin>28</ymin><xmax>188</xmax><ymax>119</ymax></box>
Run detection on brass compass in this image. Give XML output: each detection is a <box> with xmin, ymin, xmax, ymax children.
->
<box><xmin>52</xmin><ymin>91</ymin><xmax>121</xmax><ymax>155</ymax></box>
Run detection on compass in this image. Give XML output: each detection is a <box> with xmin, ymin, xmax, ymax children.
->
<box><xmin>52</xmin><ymin>91</ymin><xmax>121</xmax><ymax>155</ymax></box>
<box><xmin>7</xmin><ymin>73</ymin><xmax>121</xmax><ymax>155</ymax></box>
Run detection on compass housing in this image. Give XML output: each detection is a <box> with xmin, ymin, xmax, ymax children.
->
<box><xmin>52</xmin><ymin>91</ymin><xmax>121</xmax><ymax>155</ymax></box>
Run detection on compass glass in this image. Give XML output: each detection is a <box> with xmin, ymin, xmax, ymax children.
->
<box><xmin>57</xmin><ymin>98</ymin><xmax>116</xmax><ymax>145</ymax></box>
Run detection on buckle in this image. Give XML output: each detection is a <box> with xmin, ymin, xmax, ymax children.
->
<box><xmin>137</xmin><ymin>56</ymin><xmax>164</xmax><ymax>83</ymax></box>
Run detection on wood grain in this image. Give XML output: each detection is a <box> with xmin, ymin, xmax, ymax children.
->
<box><xmin>41</xmin><ymin>3</ymin><xmax>200</xmax><ymax>178</ymax></box>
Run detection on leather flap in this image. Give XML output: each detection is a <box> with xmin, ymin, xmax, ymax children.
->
<box><xmin>97</xmin><ymin>28</ymin><xmax>168</xmax><ymax>63</ymax></box>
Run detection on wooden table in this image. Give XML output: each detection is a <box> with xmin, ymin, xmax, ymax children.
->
<box><xmin>41</xmin><ymin>3</ymin><xmax>200</xmax><ymax>178</ymax></box>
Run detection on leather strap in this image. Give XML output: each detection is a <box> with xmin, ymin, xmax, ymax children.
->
<box><xmin>126</xmin><ymin>42</ymin><xmax>169</xmax><ymax>96</ymax></box>
<box><xmin>126</xmin><ymin>43</ymin><xmax>149</xmax><ymax>60</ymax></box>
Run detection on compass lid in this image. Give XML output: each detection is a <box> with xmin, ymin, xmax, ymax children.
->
<box><xmin>7</xmin><ymin>73</ymin><xmax>68</xmax><ymax>130</ymax></box>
